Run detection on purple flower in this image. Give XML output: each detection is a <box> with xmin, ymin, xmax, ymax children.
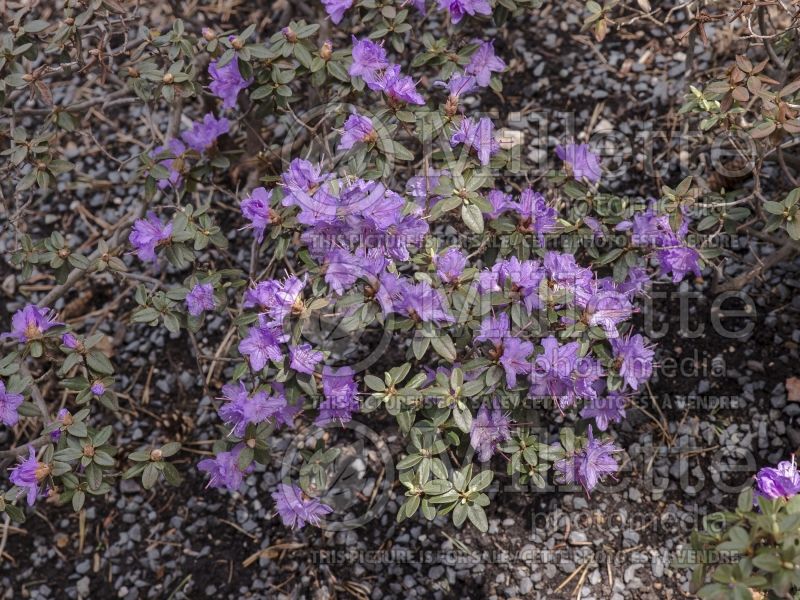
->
<box><xmin>208</xmin><ymin>56</ymin><xmax>252</xmax><ymax>109</ymax></box>
<box><xmin>444</xmin><ymin>73</ymin><xmax>476</xmax><ymax>98</ymax></box>
<box><xmin>129</xmin><ymin>212</ymin><xmax>173</xmax><ymax>263</ymax></box>
<box><xmin>4</xmin><ymin>305</ymin><xmax>60</xmax><ymax>343</ymax></box>
<box><xmin>475</xmin><ymin>313</ymin><xmax>510</xmax><ymax>346</ymax></box>
<box><xmin>494</xmin><ymin>256</ymin><xmax>545</xmax><ymax>312</ymax></box>
<box><xmin>241</xmin><ymin>187</ymin><xmax>273</xmax><ymax>243</ymax></box>
<box><xmin>618</xmin><ymin>266</ymin><xmax>650</xmax><ymax>297</ymax></box>
<box><xmin>243</xmin><ymin>280</ymin><xmax>281</xmax><ymax>311</ymax></box>
<box><xmin>485</xmin><ymin>189</ymin><xmax>512</xmax><ymax>218</ymax></box>
<box><xmin>218</xmin><ymin>382</ymin><xmax>273</xmax><ymax>437</ymax></box>
<box><xmin>51</xmin><ymin>408</ymin><xmax>70</xmax><ymax>442</ymax></box>
<box><xmin>322</xmin><ymin>249</ymin><xmax>364</xmax><ymax>295</ymax></box>
<box><xmin>272</xmin><ymin>483</ymin><xmax>333</xmax><ymax>529</ymax></box>
<box><xmin>616</xmin><ymin>202</ymin><xmax>701</xmax><ymax>284</ymax></box>
<box><xmin>290</xmin><ymin>344</ymin><xmax>324</xmax><ymax>375</ymax></box>
<box><xmin>316</xmin><ymin>367</ymin><xmax>360</xmax><ymax>426</ymax></box>
<box><xmin>585</xmin><ymin>290</ymin><xmax>633</xmax><ymax>338</ymax></box>
<box><xmin>512</xmin><ymin>188</ymin><xmax>558</xmax><ymax>244</ymax></box>
<box><xmin>755</xmin><ymin>456</ymin><xmax>800</xmax><ymax>501</ymax></box>
<box><xmin>610</xmin><ymin>334</ymin><xmax>654</xmax><ymax>391</ymax></box>
<box><xmin>90</xmin><ymin>381</ymin><xmax>105</xmax><ymax>396</ymax></box>
<box><xmin>580</xmin><ymin>393</ymin><xmax>626</xmax><ymax>431</ymax></box>
<box><xmin>499</xmin><ymin>337</ymin><xmax>534</xmax><ymax>388</ymax></box>
<box><xmin>10</xmin><ymin>446</ymin><xmax>47</xmax><ymax>506</ymax></box>
<box><xmin>397</xmin><ymin>280</ymin><xmax>455</xmax><ymax>324</ymax></box>
<box><xmin>615</xmin><ymin>202</ymin><xmax>676</xmax><ymax>247</ymax></box>
<box><xmin>555</xmin><ymin>143</ymin><xmax>602</xmax><ymax>184</ymax></box>
<box><xmin>555</xmin><ymin>426</ymin><xmax>620</xmax><ymax>494</ymax></box>
<box><xmin>323</xmin><ymin>0</ymin><xmax>353</xmax><ymax>23</ymax></box>
<box><xmin>469</xmin><ymin>401</ymin><xmax>511</xmax><ymax>462</ymax></box>
<box><xmin>407</xmin><ymin>170</ymin><xmax>445</xmax><ymax>200</ymax></box>
<box><xmin>280</xmin><ymin>159</ymin><xmax>331</xmax><ymax>218</ymax></box>
<box><xmin>657</xmin><ymin>246</ymin><xmax>702</xmax><ymax>283</ymax></box>
<box><xmin>238</xmin><ymin>323</ymin><xmax>288</xmax><ymax>371</ymax></box>
<box><xmin>242</xmin><ymin>275</ymin><xmax>306</xmax><ymax>326</ymax></box>
<box><xmin>543</xmin><ymin>252</ymin><xmax>594</xmax><ymax>302</ymax></box>
<box><xmin>437</xmin><ymin>0</ymin><xmax>492</xmax><ymax>23</ymax></box>
<box><xmin>465</xmin><ymin>41</ymin><xmax>505</xmax><ymax>87</ymax></box>
<box><xmin>181</xmin><ymin>113</ymin><xmax>230</xmax><ymax>153</ymax></box>
<box><xmin>272</xmin><ymin>275</ymin><xmax>306</xmax><ymax>323</ymax></box>
<box><xmin>338</xmin><ymin>114</ymin><xmax>376</xmax><ymax>151</ymax></box>
<box><xmin>436</xmin><ymin>248</ymin><xmax>467</xmax><ymax>283</ymax></box>
<box><xmin>61</xmin><ymin>333</ymin><xmax>79</xmax><ymax>349</ymax></box>
<box><xmin>450</xmin><ymin>117</ymin><xmax>499</xmax><ymax>166</ymax></box>
<box><xmin>186</xmin><ymin>283</ymin><xmax>216</xmax><ymax>317</ymax></box>
<box><xmin>198</xmin><ymin>445</ymin><xmax>252</xmax><ymax>491</ymax></box>
<box><xmin>375</xmin><ymin>64</ymin><xmax>425</xmax><ymax>105</ymax></box>
<box><xmin>265</xmin><ymin>384</ymin><xmax>302</xmax><ymax>428</ymax></box>
<box><xmin>0</xmin><ymin>379</ymin><xmax>23</xmax><ymax>427</ymax></box>
<box><xmin>529</xmin><ymin>336</ymin><xmax>581</xmax><ymax>409</ymax></box>
<box><xmin>150</xmin><ymin>138</ymin><xmax>186</xmax><ymax>190</ymax></box>
<box><xmin>349</xmin><ymin>37</ymin><xmax>389</xmax><ymax>85</ymax></box>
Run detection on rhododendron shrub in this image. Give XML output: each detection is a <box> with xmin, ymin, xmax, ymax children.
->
<box><xmin>682</xmin><ymin>457</ymin><xmax>800</xmax><ymax>598</ymax></box>
<box><xmin>1</xmin><ymin>0</ymin><xmax>704</xmax><ymax>533</ymax></box>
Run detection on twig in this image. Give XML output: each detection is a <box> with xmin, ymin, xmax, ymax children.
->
<box><xmin>757</xmin><ymin>6</ymin><xmax>788</xmax><ymax>72</ymax></box>
<box><xmin>19</xmin><ymin>363</ymin><xmax>51</xmax><ymax>427</ymax></box>
<box><xmin>0</xmin><ymin>515</ymin><xmax>10</xmax><ymax>565</ymax></box>
<box><xmin>714</xmin><ymin>239</ymin><xmax>800</xmax><ymax>293</ymax></box>
<box><xmin>37</xmin><ymin>214</ymin><xmax>137</xmax><ymax>308</ymax></box>
<box><xmin>0</xmin><ymin>435</ymin><xmax>49</xmax><ymax>460</ymax></box>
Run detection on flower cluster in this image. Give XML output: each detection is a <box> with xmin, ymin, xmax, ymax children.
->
<box><xmin>616</xmin><ymin>201</ymin><xmax>702</xmax><ymax>283</ymax></box>
<box><xmin>0</xmin><ymin>2</ymin><xmax>710</xmax><ymax>536</ymax></box>
<box><xmin>350</xmin><ymin>38</ymin><xmax>424</xmax><ymax>105</ymax></box>
<box><xmin>754</xmin><ymin>456</ymin><xmax>800</xmax><ymax>501</ymax></box>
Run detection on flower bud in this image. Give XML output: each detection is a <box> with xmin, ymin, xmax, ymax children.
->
<box><xmin>282</xmin><ymin>27</ymin><xmax>297</xmax><ymax>43</ymax></box>
<box><xmin>34</xmin><ymin>463</ymin><xmax>51</xmax><ymax>481</ymax></box>
<box><xmin>320</xmin><ymin>40</ymin><xmax>333</xmax><ymax>61</ymax></box>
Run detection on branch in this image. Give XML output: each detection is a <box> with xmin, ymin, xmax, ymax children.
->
<box><xmin>758</xmin><ymin>6</ymin><xmax>787</xmax><ymax>73</ymax></box>
<box><xmin>0</xmin><ymin>435</ymin><xmax>49</xmax><ymax>460</ymax></box>
<box><xmin>18</xmin><ymin>363</ymin><xmax>51</xmax><ymax>427</ymax></box>
<box><xmin>713</xmin><ymin>239</ymin><xmax>800</xmax><ymax>293</ymax></box>
<box><xmin>37</xmin><ymin>214</ymin><xmax>137</xmax><ymax>308</ymax></box>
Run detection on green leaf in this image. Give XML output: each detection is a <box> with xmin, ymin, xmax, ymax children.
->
<box><xmin>160</xmin><ymin>442</ymin><xmax>181</xmax><ymax>458</ymax></box>
<box><xmin>461</xmin><ymin>203</ymin><xmax>484</xmax><ymax>234</ymax></box>
<box><xmin>85</xmin><ymin>462</ymin><xmax>103</xmax><ymax>490</ymax></box>
<box><xmin>142</xmin><ymin>463</ymin><xmax>160</xmax><ymax>490</ymax></box>
<box><xmin>752</xmin><ymin>552</ymin><xmax>781</xmax><ymax>572</ymax></box>
<box><xmin>72</xmin><ymin>490</ymin><xmax>85</xmax><ymax>512</ymax></box>
<box><xmin>430</xmin><ymin>334</ymin><xmax>457</xmax><ymax>362</ymax></box>
<box><xmin>737</xmin><ymin>488</ymin><xmax>753</xmax><ymax>513</ymax></box>
<box><xmin>469</xmin><ymin>470</ymin><xmax>493</xmax><ymax>492</ymax></box>
<box><xmin>86</xmin><ymin>351</ymin><xmax>114</xmax><ymax>375</ymax></box>
<box><xmin>467</xmin><ymin>505</ymin><xmax>488</xmax><ymax>532</ymax></box>
<box><xmin>452</xmin><ymin>404</ymin><xmax>472</xmax><ymax>433</ymax></box>
<box><xmin>364</xmin><ymin>375</ymin><xmax>386</xmax><ymax>391</ymax></box>
<box><xmin>422</xmin><ymin>479</ymin><xmax>453</xmax><ymax>495</ymax></box>
<box><xmin>453</xmin><ymin>502</ymin><xmax>468</xmax><ymax>527</ymax></box>
<box><xmin>412</xmin><ymin>335</ymin><xmax>430</xmax><ymax>360</ymax></box>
